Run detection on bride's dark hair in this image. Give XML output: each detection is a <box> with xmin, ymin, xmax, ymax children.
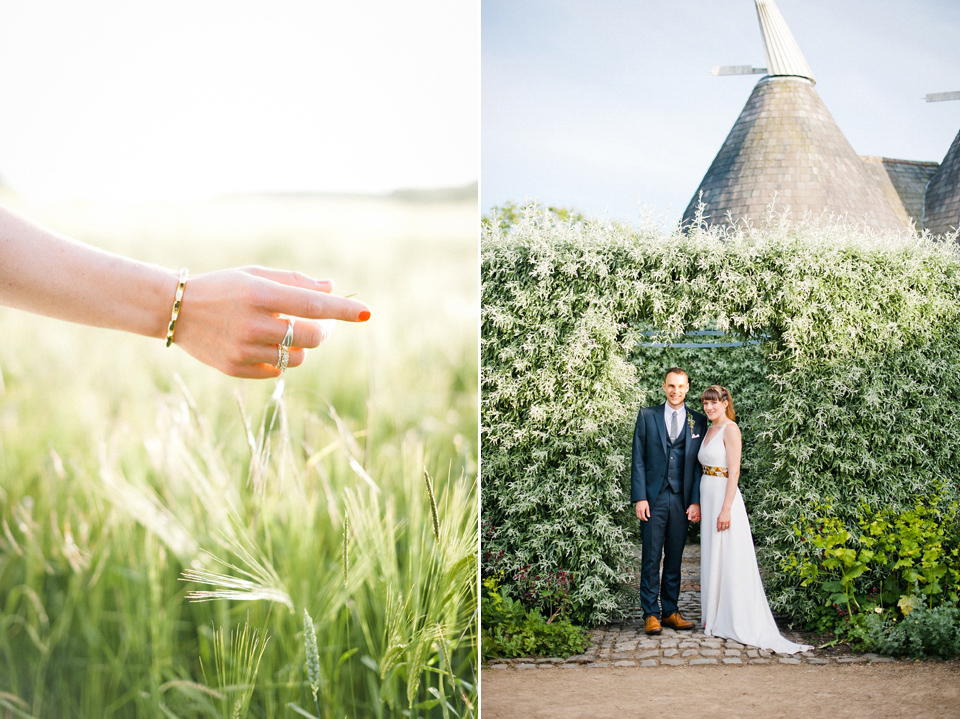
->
<box><xmin>702</xmin><ymin>385</ymin><xmax>735</xmax><ymax>421</ymax></box>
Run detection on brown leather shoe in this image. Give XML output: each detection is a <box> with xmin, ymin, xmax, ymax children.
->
<box><xmin>644</xmin><ymin>615</ymin><xmax>662</xmax><ymax>635</ymax></box>
<box><xmin>661</xmin><ymin>612</ymin><xmax>695</xmax><ymax>630</ymax></box>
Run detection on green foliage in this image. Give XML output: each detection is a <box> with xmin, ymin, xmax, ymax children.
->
<box><xmin>859</xmin><ymin>496</ymin><xmax>959</xmax><ymax>606</ymax></box>
<box><xmin>482</xmin><ymin>202</ymin><xmax>588</xmax><ymax>232</ymax></box>
<box><xmin>1</xmin><ymin>384</ymin><xmax>478</xmax><ymax>719</ymax></box>
<box><xmin>302</xmin><ymin>610</ymin><xmax>321</xmax><ymax>714</ymax></box>
<box><xmin>205</xmin><ymin>623</ymin><xmax>270</xmax><ymax>719</ymax></box>
<box><xmin>510</xmin><ymin>565</ymin><xmax>577</xmax><ymax>623</ymax></box>
<box><xmin>862</xmin><ymin>603</ymin><xmax>960</xmax><ymax>659</ymax></box>
<box><xmin>483</xmin><ymin>518</ymin><xmax>582</xmax><ymax>622</ymax></box>
<box><xmin>782</xmin><ymin>492</ymin><xmax>960</xmax><ymax>650</ymax></box>
<box><xmin>480</xmin><ymin>577</ymin><xmax>589</xmax><ymax>660</ymax></box>
<box><xmin>481</xmin><ymin>201</ymin><xmax>960</xmax><ymax>624</ymax></box>
<box><xmin>0</xmin><ymin>198</ymin><xmax>477</xmax><ymax>718</ymax></box>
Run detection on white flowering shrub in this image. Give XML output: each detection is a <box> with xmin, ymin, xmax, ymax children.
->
<box><xmin>482</xmin><ymin>203</ymin><xmax>960</xmax><ymax>624</ymax></box>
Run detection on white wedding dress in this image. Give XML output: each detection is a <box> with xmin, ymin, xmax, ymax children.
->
<box><xmin>698</xmin><ymin>423</ymin><xmax>811</xmax><ymax>654</ymax></box>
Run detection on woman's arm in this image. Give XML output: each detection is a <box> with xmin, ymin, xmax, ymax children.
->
<box><xmin>716</xmin><ymin>423</ymin><xmax>743</xmax><ymax>532</ymax></box>
<box><xmin>0</xmin><ymin>205</ymin><xmax>370</xmax><ymax>378</ymax></box>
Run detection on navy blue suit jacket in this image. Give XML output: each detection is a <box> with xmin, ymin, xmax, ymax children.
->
<box><xmin>630</xmin><ymin>403</ymin><xmax>707</xmax><ymax>508</ymax></box>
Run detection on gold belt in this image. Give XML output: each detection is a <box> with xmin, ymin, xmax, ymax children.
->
<box><xmin>702</xmin><ymin>465</ymin><xmax>728</xmax><ymax>477</ymax></box>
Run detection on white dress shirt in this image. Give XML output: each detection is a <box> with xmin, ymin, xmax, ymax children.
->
<box><xmin>664</xmin><ymin>403</ymin><xmax>686</xmax><ymax>442</ymax></box>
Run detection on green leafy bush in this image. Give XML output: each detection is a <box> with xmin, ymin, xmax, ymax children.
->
<box><xmin>482</xmin><ymin>202</ymin><xmax>960</xmax><ymax>624</ymax></box>
<box><xmin>863</xmin><ymin>604</ymin><xmax>960</xmax><ymax>659</ymax></box>
<box><xmin>482</xmin><ymin>517</ymin><xmax>582</xmax><ymax>621</ymax></box>
<box><xmin>481</xmin><ymin>577</ymin><xmax>589</xmax><ymax>660</ymax></box>
<box><xmin>783</xmin><ymin>492</ymin><xmax>959</xmax><ymax>652</ymax></box>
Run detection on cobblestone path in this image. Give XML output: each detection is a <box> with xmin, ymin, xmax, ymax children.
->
<box><xmin>486</xmin><ymin>544</ymin><xmax>900</xmax><ymax>669</ymax></box>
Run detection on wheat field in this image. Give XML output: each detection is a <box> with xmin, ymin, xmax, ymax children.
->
<box><xmin>0</xmin><ymin>193</ymin><xmax>478</xmax><ymax>718</ymax></box>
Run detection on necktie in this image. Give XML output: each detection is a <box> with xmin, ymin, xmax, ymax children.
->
<box><xmin>671</xmin><ymin>410</ymin><xmax>679</xmax><ymax>442</ymax></box>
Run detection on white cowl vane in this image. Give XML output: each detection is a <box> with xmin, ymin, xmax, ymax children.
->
<box><xmin>755</xmin><ymin>0</ymin><xmax>815</xmax><ymax>84</ymax></box>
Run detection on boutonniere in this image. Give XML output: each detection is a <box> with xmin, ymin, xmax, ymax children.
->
<box><xmin>687</xmin><ymin>414</ymin><xmax>700</xmax><ymax>439</ymax></box>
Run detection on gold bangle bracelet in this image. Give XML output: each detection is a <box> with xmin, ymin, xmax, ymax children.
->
<box><xmin>165</xmin><ymin>268</ymin><xmax>189</xmax><ymax>347</ymax></box>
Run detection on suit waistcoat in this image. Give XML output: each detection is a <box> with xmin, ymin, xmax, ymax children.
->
<box><xmin>665</xmin><ymin>429</ymin><xmax>685</xmax><ymax>493</ymax></box>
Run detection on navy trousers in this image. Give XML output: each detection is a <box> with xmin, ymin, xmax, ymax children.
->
<box><xmin>639</xmin><ymin>486</ymin><xmax>688</xmax><ymax>619</ymax></box>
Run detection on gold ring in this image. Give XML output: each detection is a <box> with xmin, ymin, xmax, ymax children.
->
<box><xmin>276</xmin><ymin>344</ymin><xmax>289</xmax><ymax>373</ymax></box>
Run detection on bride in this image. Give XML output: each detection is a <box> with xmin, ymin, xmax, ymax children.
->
<box><xmin>697</xmin><ymin>385</ymin><xmax>811</xmax><ymax>654</ymax></box>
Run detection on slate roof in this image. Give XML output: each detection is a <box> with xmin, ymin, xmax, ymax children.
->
<box><xmin>681</xmin><ymin>0</ymin><xmax>951</xmax><ymax>235</ymax></box>
<box><xmin>924</xmin><ymin>128</ymin><xmax>960</xmax><ymax>236</ymax></box>
<box><xmin>860</xmin><ymin>157</ymin><xmax>939</xmax><ymax>229</ymax></box>
<box><xmin>682</xmin><ymin>76</ymin><xmax>904</xmax><ymax>231</ymax></box>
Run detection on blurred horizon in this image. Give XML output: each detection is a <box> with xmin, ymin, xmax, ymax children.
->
<box><xmin>0</xmin><ymin>179</ymin><xmax>479</xmax><ymax>208</ymax></box>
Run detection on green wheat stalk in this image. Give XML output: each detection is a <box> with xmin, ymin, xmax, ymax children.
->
<box><xmin>181</xmin><ymin>541</ymin><xmax>293</xmax><ymax>612</ymax></box>
<box><xmin>424</xmin><ymin>470</ymin><xmax>440</xmax><ymax>542</ymax></box>
<box><xmin>201</xmin><ymin>622</ymin><xmax>269</xmax><ymax>719</ymax></box>
<box><xmin>342</xmin><ymin>509</ymin><xmax>349</xmax><ymax>587</ymax></box>
<box><xmin>302</xmin><ymin>609</ymin><xmax>321</xmax><ymax>717</ymax></box>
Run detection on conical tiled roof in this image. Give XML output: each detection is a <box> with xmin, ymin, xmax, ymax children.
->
<box><xmin>682</xmin><ymin>76</ymin><xmax>904</xmax><ymax>230</ymax></box>
<box><xmin>682</xmin><ymin>1</ymin><xmax>903</xmax><ymax>231</ymax></box>
<box><xmin>923</xmin><ymin>128</ymin><xmax>960</xmax><ymax>236</ymax></box>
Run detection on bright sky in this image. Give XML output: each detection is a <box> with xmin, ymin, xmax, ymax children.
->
<box><xmin>483</xmin><ymin>0</ymin><xmax>960</xmax><ymax>226</ymax></box>
<box><xmin>0</xmin><ymin>0</ymin><xmax>478</xmax><ymax>202</ymax></box>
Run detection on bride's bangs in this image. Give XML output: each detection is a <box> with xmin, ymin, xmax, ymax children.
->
<box><xmin>702</xmin><ymin>386</ymin><xmax>722</xmax><ymax>403</ymax></box>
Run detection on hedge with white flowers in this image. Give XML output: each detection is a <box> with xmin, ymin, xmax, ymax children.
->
<box><xmin>481</xmin><ymin>204</ymin><xmax>960</xmax><ymax>624</ymax></box>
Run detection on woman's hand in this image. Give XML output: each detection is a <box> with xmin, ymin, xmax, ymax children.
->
<box><xmin>172</xmin><ymin>266</ymin><xmax>371</xmax><ymax>379</ymax></box>
<box><xmin>717</xmin><ymin>508</ymin><xmax>732</xmax><ymax>532</ymax></box>
<box><xmin>0</xmin><ymin>207</ymin><xmax>369</xmax><ymax>379</ymax></box>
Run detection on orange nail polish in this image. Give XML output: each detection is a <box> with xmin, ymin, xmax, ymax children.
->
<box><xmin>358</xmin><ymin>311</ymin><xmax>371</xmax><ymax>321</ymax></box>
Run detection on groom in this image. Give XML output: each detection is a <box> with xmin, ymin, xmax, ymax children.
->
<box><xmin>631</xmin><ymin>367</ymin><xmax>706</xmax><ymax>635</ymax></box>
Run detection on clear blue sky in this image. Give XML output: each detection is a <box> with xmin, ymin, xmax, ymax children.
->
<box><xmin>482</xmin><ymin>0</ymin><xmax>960</xmax><ymax>226</ymax></box>
<box><xmin>0</xmin><ymin>1</ymin><xmax>478</xmax><ymax>202</ymax></box>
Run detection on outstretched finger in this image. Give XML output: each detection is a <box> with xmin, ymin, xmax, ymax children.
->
<box><xmin>246</xmin><ymin>266</ymin><xmax>335</xmax><ymax>293</ymax></box>
<box><xmin>263</xmin><ymin>282</ymin><xmax>371</xmax><ymax>322</ymax></box>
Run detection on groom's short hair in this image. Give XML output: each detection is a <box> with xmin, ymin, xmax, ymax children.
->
<box><xmin>664</xmin><ymin>367</ymin><xmax>688</xmax><ymax>382</ymax></box>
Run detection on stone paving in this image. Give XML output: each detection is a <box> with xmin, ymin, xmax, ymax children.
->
<box><xmin>486</xmin><ymin>544</ymin><xmax>901</xmax><ymax>669</ymax></box>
